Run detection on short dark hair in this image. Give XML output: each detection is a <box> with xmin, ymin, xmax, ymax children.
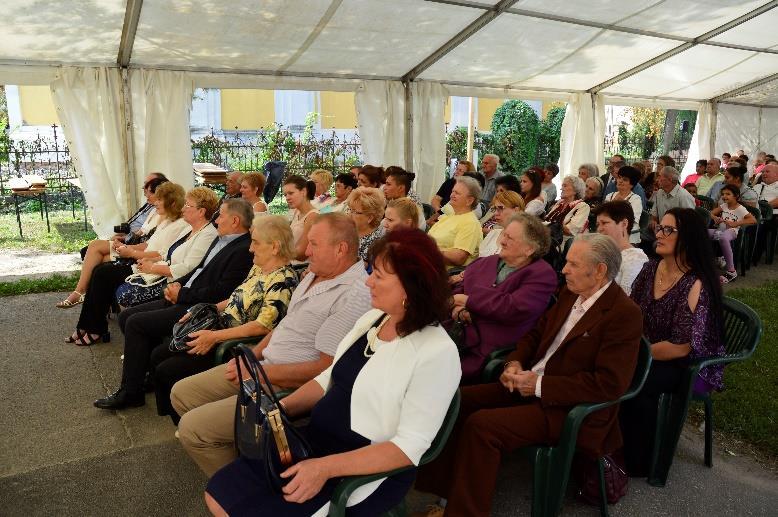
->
<box><xmin>284</xmin><ymin>174</ymin><xmax>316</xmax><ymax>200</ymax></box>
<box><xmin>495</xmin><ymin>174</ymin><xmax>521</xmax><ymax>193</ymax></box>
<box><xmin>358</xmin><ymin>165</ymin><xmax>385</xmax><ymax>186</ymax></box>
<box><xmin>594</xmin><ymin>200</ymin><xmax>635</xmax><ymax>233</ymax></box>
<box><xmin>463</xmin><ymin>171</ymin><xmax>485</xmax><ymax>189</ymax></box>
<box><xmin>545</xmin><ymin>164</ymin><xmax>559</xmax><ymax>177</ymax></box>
<box><xmin>335</xmin><ymin>173</ymin><xmax>358</xmax><ymax>189</ymax></box>
<box><xmin>722</xmin><ymin>152</ymin><xmax>731</xmax><ymax>159</ymax></box>
<box><xmin>658</xmin><ymin>155</ymin><xmax>676</xmax><ymax>168</ymax></box>
<box><xmin>719</xmin><ymin>183</ymin><xmax>740</xmax><ymax>199</ymax></box>
<box><xmin>385</xmin><ymin>166</ymin><xmax>416</xmax><ymax>194</ymax></box>
<box><xmin>726</xmin><ymin>166</ymin><xmax>746</xmax><ymax>183</ymax></box>
<box><xmin>612</xmin><ymin>154</ymin><xmax>625</xmax><ymax>161</ymax></box>
<box><xmin>617</xmin><ymin>165</ymin><xmax>641</xmax><ymax>187</ymax></box>
<box><xmin>696</xmin><ymin>159</ymin><xmax>708</xmax><ymax>168</ymax></box>
<box><xmin>368</xmin><ymin>229</ymin><xmax>450</xmax><ymax>337</ymax></box>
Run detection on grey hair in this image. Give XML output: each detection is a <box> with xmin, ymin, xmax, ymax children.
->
<box><xmin>455</xmin><ymin>176</ymin><xmax>483</xmax><ymax>210</ymax></box>
<box><xmin>222</xmin><ymin>198</ymin><xmax>254</xmax><ymax>230</ymax></box>
<box><xmin>585</xmin><ymin>176</ymin><xmax>604</xmax><ymax>197</ymax></box>
<box><xmin>578</xmin><ymin>163</ymin><xmax>599</xmax><ymax>178</ymax></box>
<box><xmin>484</xmin><ymin>153</ymin><xmax>500</xmax><ymax>165</ymax></box>
<box><xmin>252</xmin><ymin>215</ymin><xmax>295</xmax><ymax>262</ymax></box>
<box><xmin>506</xmin><ymin>212</ymin><xmax>551</xmax><ymax>260</ymax></box>
<box><xmin>574</xmin><ymin>233</ymin><xmax>622</xmax><ymax>281</ymax></box>
<box><xmin>563</xmin><ymin>175</ymin><xmax>586</xmax><ymax>200</ymax></box>
<box><xmin>661</xmin><ymin>166</ymin><xmax>680</xmax><ymax>184</ymax></box>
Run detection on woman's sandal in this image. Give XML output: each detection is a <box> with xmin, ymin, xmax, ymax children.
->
<box><xmin>65</xmin><ymin>329</ymin><xmax>110</xmax><ymax>346</ymax></box>
<box><xmin>56</xmin><ymin>291</ymin><xmax>85</xmax><ymax>309</ymax></box>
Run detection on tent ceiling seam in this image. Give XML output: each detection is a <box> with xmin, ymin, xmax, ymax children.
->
<box><xmin>711</xmin><ymin>72</ymin><xmax>778</xmax><ymax>102</ymax></box>
<box><xmin>117</xmin><ymin>0</ymin><xmax>144</xmax><ymax>67</ymax></box>
<box><xmin>277</xmin><ymin>0</ymin><xmax>342</xmax><ymax>72</ymax></box>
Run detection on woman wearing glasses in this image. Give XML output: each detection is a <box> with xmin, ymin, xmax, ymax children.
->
<box><xmin>347</xmin><ymin>187</ymin><xmax>386</xmax><ymax>264</ymax></box>
<box><xmin>619</xmin><ymin>207</ymin><xmax>725</xmax><ymax>477</ymax></box>
<box><xmin>478</xmin><ymin>191</ymin><xmax>525</xmax><ymax>258</ymax></box>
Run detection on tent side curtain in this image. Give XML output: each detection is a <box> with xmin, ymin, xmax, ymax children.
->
<box><xmin>558</xmin><ymin>93</ymin><xmax>598</xmax><ymax>182</ymax></box>
<box><xmin>715</xmin><ymin>103</ymin><xmax>778</xmax><ymax>158</ymax></box>
<box><xmin>411</xmin><ymin>81</ymin><xmax>448</xmax><ymax>202</ymax></box>
<box><xmin>681</xmin><ymin>102</ymin><xmax>714</xmax><ymax>181</ymax></box>
<box><xmin>354</xmin><ymin>80</ymin><xmax>406</xmax><ymax>171</ymax></box>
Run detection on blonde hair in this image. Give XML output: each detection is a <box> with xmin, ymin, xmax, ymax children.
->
<box><xmin>347</xmin><ymin>187</ymin><xmax>386</xmax><ymax>226</ymax></box>
<box><xmin>492</xmin><ymin>190</ymin><xmax>525</xmax><ymax>211</ymax></box>
<box><xmin>251</xmin><ymin>215</ymin><xmax>295</xmax><ymax>262</ymax></box>
<box><xmin>310</xmin><ymin>169</ymin><xmax>334</xmax><ymax>191</ymax></box>
<box><xmin>242</xmin><ymin>172</ymin><xmax>266</xmax><ymax>197</ymax></box>
<box><xmin>187</xmin><ymin>186</ymin><xmax>220</xmax><ymax>220</ymax></box>
<box><xmin>387</xmin><ymin>197</ymin><xmax>419</xmax><ymax>228</ymax></box>
<box><xmin>155</xmin><ymin>182</ymin><xmax>185</xmax><ymax>220</ymax></box>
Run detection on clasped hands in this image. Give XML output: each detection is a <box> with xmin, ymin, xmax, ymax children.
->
<box><xmin>500</xmin><ymin>362</ymin><xmax>538</xmax><ymax>397</ymax></box>
<box><xmin>164</xmin><ymin>282</ymin><xmax>181</xmax><ymax>304</ymax></box>
<box><xmin>451</xmin><ymin>294</ymin><xmax>471</xmax><ymax>323</ymax></box>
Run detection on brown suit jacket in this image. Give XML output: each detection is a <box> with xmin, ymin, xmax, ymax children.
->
<box><xmin>507</xmin><ymin>282</ymin><xmax>642</xmax><ymax>456</ymax></box>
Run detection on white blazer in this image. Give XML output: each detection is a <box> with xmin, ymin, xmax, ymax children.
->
<box><xmin>314</xmin><ymin>308</ymin><xmax>461</xmax><ymax>466</ymax></box>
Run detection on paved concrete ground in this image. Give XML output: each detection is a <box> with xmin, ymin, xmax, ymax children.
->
<box><xmin>0</xmin><ymin>249</ymin><xmax>81</xmax><ymax>282</ymax></box>
<box><xmin>1</xmin><ymin>291</ymin><xmax>776</xmax><ymax>516</ymax></box>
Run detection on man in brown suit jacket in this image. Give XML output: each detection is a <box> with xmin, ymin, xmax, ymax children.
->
<box><xmin>415</xmin><ymin>234</ymin><xmax>643</xmax><ymax>517</ymax></box>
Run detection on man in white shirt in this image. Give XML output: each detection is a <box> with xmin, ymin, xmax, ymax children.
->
<box><xmin>171</xmin><ymin>213</ymin><xmax>372</xmax><ymax>476</ymax></box>
<box><xmin>754</xmin><ymin>162</ymin><xmax>778</xmax><ymax>214</ymax></box>
<box><xmin>651</xmin><ymin>166</ymin><xmax>696</xmax><ymax>224</ymax></box>
<box><xmin>415</xmin><ymin>234</ymin><xmax>642</xmax><ymax>516</ymax></box>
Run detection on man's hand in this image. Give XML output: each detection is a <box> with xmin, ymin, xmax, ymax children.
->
<box><xmin>514</xmin><ymin>371</ymin><xmax>539</xmax><ymax>397</ymax></box>
<box><xmin>164</xmin><ymin>282</ymin><xmax>181</xmax><ymax>304</ymax></box>
<box><xmin>186</xmin><ymin>329</ymin><xmax>220</xmax><ymax>355</ymax></box>
<box><xmin>500</xmin><ymin>362</ymin><xmax>522</xmax><ymax>392</ymax></box>
<box><xmin>223</xmin><ymin>357</ymin><xmax>252</xmax><ymax>386</ymax></box>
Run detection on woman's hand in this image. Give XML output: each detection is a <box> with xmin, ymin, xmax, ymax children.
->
<box><xmin>723</xmin><ymin>219</ymin><xmax>738</xmax><ymax>229</ymax></box>
<box><xmin>452</xmin><ymin>306</ymin><xmax>471</xmax><ymax>324</ymax></box>
<box><xmin>650</xmin><ymin>341</ymin><xmax>691</xmax><ymax>360</ymax></box>
<box><xmin>452</xmin><ymin>294</ymin><xmax>468</xmax><ymax>308</ymax></box>
<box><xmin>186</xmin><ymin>329</ymin><xmax>220</xmax><ymax>355</ymax></box>
<box><xmin>281</xmin><ymin>457</ymin><xmax>332</xmax><ymax>503</ymax></box>
<box><xmin>116</xmin><ymin>245</ymin><xmax>135</xmax><ymax>258</ymax></box>
<box><xmin>136</xmin><ymin>259</ymin><xmax>155</xmax><ymax>274</ymax></box>
<box><xmin>449</xmin><ymin>272</ymin><xmax>464</xmax><ymax>284</ymax></box>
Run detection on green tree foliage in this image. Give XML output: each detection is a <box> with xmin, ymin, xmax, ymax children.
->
<box><xmin>445</xmin><ymin>126</ymin><xmax>488</xmax><ymax>164</ymax></box>
<box><xmin>537</xmin><ymin>106</ymin><xmax>565</xmax><ymax>166</ymax></box>
<box><xmin>489</xmin><ymin>100</ymin><xmax>540</xmax><ymax>174</ymax></box>
<box><xmin>0</xmin><ymin>86</ymin><xmax>9</xmax><ymax>163</ymax></box>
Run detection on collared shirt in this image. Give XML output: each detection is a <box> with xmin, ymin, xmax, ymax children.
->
<box><xmin>754</xmin><ymin>181</ymin><xmax>778</xmax><ymax>214</ymax></box>
<box><xmin>532</xmin><ymin>281</ymin><xmax>613</xmax><ymax>397</ymax></box>
<box><xmin>651</xmin><ymin>183</ymin><xmax>696</xmax><ymax>220</ymax></box>
<box><xmin>696</xmin><ymin>172</ymin><xmax>725</xmax><ymax>196</ymax></box>
<box><xmin>481</xmin><ymin>170</ymin><xmax>504</xmax><ymax>205</ymax></box>
<box><xmin>128</xmin><ymin>203</ymin><xmax>155</xmax><ymax>234</ymax></box>
<box><xmin>262</xmin><ymin>260</ymin><xmax>371</xmax><ymax>364</ymax></box>
<box><xmin>183</xmin><ymin>232</ymin><xmax>244</xmax><ymax>288</ymax></box>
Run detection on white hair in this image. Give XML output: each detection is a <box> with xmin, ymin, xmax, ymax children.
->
<box><xmin>574</xmin><ymin>233</ymin><xmax>622</xmax><ymax>282</ymax></box>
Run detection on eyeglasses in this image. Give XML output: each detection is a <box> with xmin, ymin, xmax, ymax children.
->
<box><xmin>654</xmin><ymin>225</ymin><xmax>679</xmax><ymax>237</ymax></box>
<box><xmin>183</xmin><ymin>203</ymin><xmax>199</xmax><ymax>209</ymax></box>
<box><xmin>493</xmin><ymin>205</ymin><xmax>507</xmax><ymax>212</ymax></box>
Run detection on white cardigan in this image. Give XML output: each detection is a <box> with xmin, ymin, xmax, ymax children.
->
<box><xmin>314</xmin><ymin>308</ymin><xmax>461</xmax><ymax>466</ymax></box>
<box><xmin>144</xmin><ymin>217</ymin><xmax>191</xmax><ymax>259</ymax></box>
<box><xmin>167</xmin><ymin>223</ymin><xmax>219</xmax><ymax>280</ymax></box>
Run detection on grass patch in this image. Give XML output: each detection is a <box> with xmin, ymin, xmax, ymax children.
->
<box><xmin>0</xmin><ymin>209</ymin><xmax>96</xmax><ymax>253</ymax></box>
<box><xmin>701</xmin><ymin>281</ymin><xmax>778</xmax><ymax>458</ymax></box>
<box><xmin>0</xmin><ymin>272</ymin><xmax>79</xmax><ymax>297</ymax></box>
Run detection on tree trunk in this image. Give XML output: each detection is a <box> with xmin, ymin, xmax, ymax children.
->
<box><xmin>662</xmin><ymin>109</ymin><xmax>678</xmax><ymax>154</ymax></box>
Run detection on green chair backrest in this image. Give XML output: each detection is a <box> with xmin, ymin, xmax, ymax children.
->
<box><xmin>639</xmin><ymin>210</ymin><xmax>650</xmax><ymax>232</ymax></box>
<box><xmin>758</xmin><ymin>200</ymin><xmax>774</xmax><ymax>222</ymax></box>
<box><xmin>623</xmin><ymin>336</ymin><xmax>653</xmax><ymax>400</ymax></box>
<box><xmin>721</xmin><ymin>297</ymin><xmax>762</xmax><ymax>360</ymax></box>
<box><xmin>745</xmin><ymin>204</ymin><xmax>762</xmax><ymax>224</ymax></box>
<box><xmin>418</xmin><ymin>390</ymin><xmax>461</xmax><ymax>466</ymax></box>
<box><xmin>695</xmin><ymin>195</ymin><xmax>716</xmax><ymax>210</ymax></box>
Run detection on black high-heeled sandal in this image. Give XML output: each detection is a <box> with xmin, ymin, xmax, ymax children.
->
<box><xmin>66</xmin><ymin>329</ymin><xmax>110</xmax><ymax>346</ymax></box>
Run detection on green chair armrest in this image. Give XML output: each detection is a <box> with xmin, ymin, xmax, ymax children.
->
<box><xmin>329</xmin><ymin>466</ymin><xmax>415</xmax><ymax>517</ymax></box>
<box><xmin>214</xmin><ymin>335</ymin><xmax>263</xmax><ymax>365</ymax></box>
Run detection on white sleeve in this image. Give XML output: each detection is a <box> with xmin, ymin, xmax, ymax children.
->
<box><xmin>168</xmin><ymin>225</ymin><xmax>218</xmax><ymax>280</ymax></box>
<box><xmin>565</xmin><ymin>203</ymin><xmax>590</xmax><ymax>235</ymax></box>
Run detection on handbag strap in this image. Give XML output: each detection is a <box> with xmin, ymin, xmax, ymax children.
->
<box><xmin>233</xmin><ymin>344</ymin><xmax>284</xmax><ymax>411</ymax></box>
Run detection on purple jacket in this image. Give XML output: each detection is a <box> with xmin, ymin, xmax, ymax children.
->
<box><xmin>453</xmin><ymin>255</ymin><xmax>557</xmax><ymax>383</ymax></box>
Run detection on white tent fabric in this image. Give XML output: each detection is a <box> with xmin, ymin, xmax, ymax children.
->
<box><xmin>593</xmin><ymin>95</ymin><xmax>606</xmax><ymax>171</ymax></box>
<box><xmin>50</xmin><ymin>67</ymin><xmax>128</xmax><ymax>238</ymax></box>
<box><xmin>411</xmin><ymin>81</ymin><xmax>448</xmax><ymax>201</ymax></box>
<box><xmin>354</xmin><ymin>80</ymin><xmax>406</xmax><ymax>170</ymax></box>
<box><xmin>716</xmin><ymin>104</ymin><xmax>778</xmax><ymax>158</ymax></box>
<box><xmin>558</xmin><ymin>93</ymin><xmax>597</xmax><ymax>180</ymax></box>
<box><xmin>681</xmin><ymin>102</ymin><xmax>714</xmax><ymax>181</ymax></box>
<box><xmin>130</xmin><ymin>69</ymin><xmax>195</xmax><ymax>189</ymax></box>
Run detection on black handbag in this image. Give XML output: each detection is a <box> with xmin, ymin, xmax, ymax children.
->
<box><xmin>445</xmin><ymin>312</ymin><xmax>481</xmax><ymax>355</ymax></box>
<box><xmin>232</xmin><ymin>344</ymin><xmax>312</xmax><ymax>493</ymax></box>
<box><xmin>169</xmin><ymin>303</ymin><xmax>223</xmax><ymax>352</ymax></box>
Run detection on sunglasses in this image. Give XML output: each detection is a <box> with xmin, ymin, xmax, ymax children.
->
<box><xmin>654</xmin><ymin>225</ymin><xmax>679</xmax><ymax>237</ymax></box>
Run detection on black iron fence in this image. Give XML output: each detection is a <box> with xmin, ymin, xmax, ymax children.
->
<box><xmin>603</xmin><ymin>126</ymin><xmax>693</xmax><ymax>170</ymax></box>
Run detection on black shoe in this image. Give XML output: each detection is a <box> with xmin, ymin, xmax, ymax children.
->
<box><xmin>143</xmin><ymin>372</ymin><xmax>155</xmax><ymax>393</ymax></box>
<box><xmin>93</xmin><ymin>388</ymin><xmax>145</xmax><ymax>410</ymax></box>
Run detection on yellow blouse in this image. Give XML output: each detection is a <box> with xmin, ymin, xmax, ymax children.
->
<box><xmin>221</xmin><ymin>265</ymin><xmax>299</xmax><ymax>330</ymax></box>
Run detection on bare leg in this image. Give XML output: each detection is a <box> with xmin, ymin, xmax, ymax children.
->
<box><xmin>204</xmin><ymin>492</ymin><xmax>228</xmax><ymax>517</ymax></box>
<box><xmin>71</xmin><ymin>239</ymin><xmax>112</xmax><ymax>300</ymax></box>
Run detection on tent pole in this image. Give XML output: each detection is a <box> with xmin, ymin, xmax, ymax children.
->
<box><xmin>467</xmin><ymin>97</ymin><xmax>475</xmax><ymax>161</ymax></box>
<box><xmin>404</xmin><ymin>80</ymin><xmax>414</xmax><ymax>171</ymax></box>
<box><xmin>709</xmin><ymin>102</ymin><xmax>718</xmax><ymax>158</ymax></box>
<box><xmin>120</xmin><ymin>68</ymin><xmax>139</xmax><ymax>214</ymax></box>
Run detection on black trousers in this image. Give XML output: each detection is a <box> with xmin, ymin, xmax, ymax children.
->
<box><xmin>619</xmin><ymin>360</ymin><xmax>684</xmax><ymax>477</ymax></box>
<box><xmin>149</xmin><ymin>343</ymin><xmax>216</xmax><ymax>424</ymax></box>
<box><xmin>77</xmin><ymin>262</ymin><xmax>132</xmax><ymax>334</ymax></box>
<box><xmin>118</xmin><ymin>299</ymin><xmax>190</xmax><ymax>394</ymax></box>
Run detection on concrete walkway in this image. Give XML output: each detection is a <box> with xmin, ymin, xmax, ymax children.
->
<box><xmin>0</xmin><ymin>249</ymin><xmax>81</xmax><ymax>282</ymax></box>
<box><xmin>0</xmin><ymin>291</ymin><xmax>776</xmax><ymax>516</ymax></box>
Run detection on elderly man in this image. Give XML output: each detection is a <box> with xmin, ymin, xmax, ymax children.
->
<box><xmin>480</xmin><ymin>154</ymin><xmax>504</xmax><ymax>206</ymax></box>
<box><xmin>695</xmin><ymin>157</ymin><xmax>724</xmax><ymax>196</ymax></box>
<box><xmin>707</xmin><ymin>166</ymin><xmax>758</xmax><ymax>207</ymax></box>
<box><xmin>651</xmin><ymin>166</ymin><xmax>696</xmax><ymax>223</ymax></box>
<box><xmin>222</xmin><ymin>171</ymin><xmax>243</xmax><ymax>201</ymax></box>
<box><xmin>415</xmin><ymin>233</ymin><xmax>642</xmax><ymax>516</ymax></box>
<box><xmin>94</xmin><ymin>198</ymin><xmax>255</xmax><ymax>411</ymax></box>
<box><xmin>754</xmin><ymin>162</ymin><xmax>778</xmax><ymax>213</ymax></box>
<box><xmin>171</xmin><ymin>213</ymin><xmax>371</xmax><ymax>476</ymax></box>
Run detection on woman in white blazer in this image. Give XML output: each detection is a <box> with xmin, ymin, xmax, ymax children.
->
<box><xmin>205</xmin><ymin>229</ymin><xmax>461</xmax><ymax>517</ymax></box>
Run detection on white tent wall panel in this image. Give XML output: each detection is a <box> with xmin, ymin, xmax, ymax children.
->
<box><xmin>411</xmin><ymin>81</ymin><xmax>448</xmax><ymax>202</ymax></box>
<box><xmin>681</xmin><ymin>102</ymin><xmax>714</xmax><ymax>181</ymax></box>
<box><xmin>354</xmin><ymin>80</ymin><xmax>406</xmax><ymax>170</ymax></box>
<box><xmin>715</xmin><ymin>104</ymin><xmax>778</xmax><ymax>156</ymax></box>
<box><xmin>759</xmin><ymin>108</ymin><xmax>778</xmax><ymax>152</ymax></box>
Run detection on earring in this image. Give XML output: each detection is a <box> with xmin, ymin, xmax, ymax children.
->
<box><xmin>402</xmin><ymin>299</ymin><xmax>407</xmax><ymax>309</ymax></box>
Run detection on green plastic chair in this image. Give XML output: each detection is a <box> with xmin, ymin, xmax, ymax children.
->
<box><xmin>519</xmin><ymin>337</ymin><xmax>651</xmax><ymax>517</ymax></box>
<box><xmin>730</xmin><ymin>205</ymin><xmax>761</xmax><ymax>277</ymax></box>
<box><xmin>648</xmin><ymin>297</ymin><xmax>762</xmax><ymax>486</ymax></box>
<box><xmin>694</xmin><ymin>206</ymin><xmax>711</xmax><ymax>228</ymax></box>
<box><xmin>755</xmin><ymin>200</ymin><xmax>776</xmax><ymax>265</ymax></box>
<box><xmin>328</xmin><ymin>390</ymin><xmax>461</xmax><ymax>517</ymax></box>
<box><xmin>695</xmin><ymin>195</ymin><xmax>716</xmax><ymax>211</ymax></box>
<box><xmin>214</xmin><ymin>335</ymin><xmax>263</xmax><ymax>364</ymax></box>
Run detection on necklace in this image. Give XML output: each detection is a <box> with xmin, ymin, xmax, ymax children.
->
<box><xmin>656</xmin><ymin>261</ymin><xmax>684</xmax><ymax>291</ymax></box>
<box><xmin>364</xmin><ymin>315</ymin><xmax>391</xmax><ymax>357</ymax></box>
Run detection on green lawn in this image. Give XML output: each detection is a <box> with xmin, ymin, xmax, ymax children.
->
<box><xmin>0</xmin><ymin>272</ymin><xmax>79</xmax><ymax>297</ymax></box>
<box><xmin>0</xmin><ymin>209</ymin><xmax>96</xmax><ymax>253</ymax></box>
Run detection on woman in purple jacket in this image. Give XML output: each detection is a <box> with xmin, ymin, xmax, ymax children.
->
<box><xmin>451</xmin><ymin>212</ymin><xmax>557</xmax><ymax>383</ymax></box>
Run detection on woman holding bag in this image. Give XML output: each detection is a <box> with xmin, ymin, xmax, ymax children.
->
<box><xmin>204</xmin><ymin>229</ymin><xmax>461</xmax><ymax>517</ymax></box>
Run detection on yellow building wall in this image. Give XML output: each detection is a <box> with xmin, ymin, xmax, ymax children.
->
<box><xmin>477</xmin><ymin>98</ymin><xmax>503</xmax><ymax>131</ymax></box>
<box><xmin>320</xmin><ymin>91</ymin><xmax>357</xmax><ymax>129</ymax></box>
<box><xmin>221</xmin><ymin>89</ymin><xmax>275</xmax><ymax>129</ymax></box>
<box><xmin>444</xmin><ymin>97</ymin><xmax>451</xmax><ymax>125</ymax></box>
<box><xmin>18</xmin><ymin>86</ymin><xmax>59</xmax><ymax>125</ymax></box>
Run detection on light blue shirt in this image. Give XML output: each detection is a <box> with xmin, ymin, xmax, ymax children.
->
<box><xmin>183</xmin><ymin>232</ymin><xmax>244</xmax><ymax>288</ymax></box>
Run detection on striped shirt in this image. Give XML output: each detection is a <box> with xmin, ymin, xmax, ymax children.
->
<box><xmin>261</xmin><ymin>260</ymin><xmax>371</xmax><ymax>365</ymax></box>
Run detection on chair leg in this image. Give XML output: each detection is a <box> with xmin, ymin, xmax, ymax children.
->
<box><xmin>597</xmin><ymin>458</ymin><xmax>609</xmax><ymax>517</ymax></box>
<box><xmin>704</xmin><ymin>396</ymin><xmax>713</xmax><ymax>468</ymax></box>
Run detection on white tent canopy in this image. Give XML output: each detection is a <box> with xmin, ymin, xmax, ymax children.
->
<box><xmin>2</xmin><ymin>0</ymin><xmax>777</xmax><ymax>234</ymax></box>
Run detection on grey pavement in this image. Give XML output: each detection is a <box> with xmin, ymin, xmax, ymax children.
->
<box><xmin>0</xmin><ymin>291</ymin><xmax>776</xmax><ymax>516</ymax></box>
<box><xmin>0</xmin><ymin>249</ymin><xmax>81</xmax><ymax>282</ymax></box>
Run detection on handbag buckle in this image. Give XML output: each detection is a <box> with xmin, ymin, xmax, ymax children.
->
<box><xmin>268</xmin><ymin>408</ymin><xmax>292</xmax><ymax>466</ymax></box>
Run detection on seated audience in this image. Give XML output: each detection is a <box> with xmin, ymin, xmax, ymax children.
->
<box><xmin>578</xmin><ymin>163</ymin><xmax>599</xmax><ymax>182</ymax></box>
<box><xmin>92</xmin><ymin>198</ymin><xmax>255</xmax><ymax>409</ymax></box>
<box><xmin>479</xmin><ymin>191</ymin><xmax>525</xmax><ymax>257</ymax></box>
<box><xmin>149</xmin><ymin>215</ymin><xmax>299</xmax><ymax>423</ymax></box>
<box><xmin>542</xmin><ymin>163</ymin><xmax>559</xmax><ymax>203</ymax></box>
<box><xmin>682</xmin><ymin>159</ymin><xmax>706</xmax><ymax>187</ymax></box>
<box><xmin>416</xmin><ymin>233</ymin><xmax>642</xmax><ymax>516</ymax></box>
<box><xmin>707</xmin><ymin>166</ymin><xmax>758</xmax><ymax>207</ymax></box>
<box><xmin>709</xmin><ymin>184</ymin><xmax>756</xmax><ymax>283</ymax></box>
<box><xmin>383</xmin><ymin>167</ymin><xmax>426</xmax><ymax>230</ymax></box>
<box><xmin>695</xmin><ymin>158</ymin><xmax>724</xmax><ymax>196</ymax></box>
<box><xmin>651</xmin><ymin>166</ymin><xmax>696</xmax><ymax>224</ymax></box>
<box><xmin>600</xmin><ymin>154</ymin><xmax>625</xmax><ymax>194</ymax></box>
<box><xmin>66</xmin><ymin>182</ymin><xmax>189</xmax><ymax>346</ymax></box>
<box><xmin>544</xmin><ymin>175</ymin><xmax>590</xmax><ymax>240</ymax></box>
<box><xmin>283</xmin><ymin>175</ymin><xmax>319</xmax><ymax>263</ymax></box>
<box><xmin>621</xmin><ymin>207</ymin><xmax>725</xmax><ymax>476</ymax></box>
<box><xmin>604</xmin><ymin>165</ymin><xmax>643</xmax><ymax>244</ymax></box>
<box><xmin>328</xmin><ymin>173</ymin><xmax>358</xmax><ymax>213</ymax></box>
<box><xmin>519</xmin><ymin>167</ymin><xmax>546</xmax><ymax>216</ymax></box>
<box><xmin>594</xmin><ymin>201</ymin><xmax>648</xmax><ymax>295</ymax></box>
<box><xmin>171</xmin><ymin>213</ymin><xmax>371</xmax><ymax>476</ymax></box>
<box><xmin>347</xmin><ymin>187</ymin><xmax>386</xmax><ymax>264</ymax></box>
<box><xmin>684</xmin><ymin>183</ymin><xmax>698</xmax><ymax>198</ymax></box>
<box><xmin>115</xmin><ymin>187</ymin><xmax>220</xmax><ymax>307</ymax></box>
<box><xmin>753</xmin><ymin>162</ymin><xmax>778</xmax><ymax>214</ymax></box>
<box><xmin>204</xmin><ymin>229</ymin><xmax>459</xmax><ymax>516</ymax></box>
<box><xmin>584</xmin><ymin>176</ymin><xmax>604</xmax><ymax>209</ymax></box>
<box><xmin>383</xmin><ymin>197</ymin><xmax>420</xmax><ymax>233</ymax></box>
<box><xmin>604</xmin><ymin>158</ymin><xmax>648</xmax><ymax>208</ymax></box>
<box><xmin>239</xmin><ymin>172</ymin><xmax>268</xmax><ymax>213</ymax></box>
<box><xmin>428</xmin><ymin>176</ymin><xmax>483</xmax><ymax>268</ymax></box>
<box><xmin>310</xmin><ymin>169</ymin><xmax>335</xmax><ymax>210</ymax></box>
<box><xmin>451</xmin><ymin>213</ymin><xmax>556</xmax><ymax>383</ymax></box>
<box><xmin>480</xmin><ymin>174</ymin><xmax>523</xmax><ymax>232</ymax></box>
<box><xmin>59</xmin><ymin>174</ymin><xmax>167</xmax><ymax>308</ymax></box>
<box><xmin>357</xmin><ymin>164</ymin><xmax>385</xmax><ymax>188</ymax></box>
<box><xmin>431</xmin><ymin>159</ymin><xmax>476</xmax><ymax>215</ymax></box>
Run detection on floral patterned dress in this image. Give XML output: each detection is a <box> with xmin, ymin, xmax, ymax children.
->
<box><xmin>221</xmin><ymin>265</ymin><xmax>299</xmax><ymax>331</ymax></box>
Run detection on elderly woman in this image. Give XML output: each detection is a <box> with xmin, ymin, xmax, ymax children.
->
<box><xmin>310</xmin><ymin>169</ymin><xmax>335</xmax><ymax>210</ymax></box>
<box><xmin>428</xmin><ymin>176</ymin><xmax>484</xmax><ymax>268</ymax></box>
<box><xmin>620</xmin><ymin>207</ymin><xmax>725</xmax><ymax>476</ymax></box>
<box><xmin>594</xmin><ymin>201</ymin><xmax>648</xmax><ymax>295</ymax></box>
<box><xmin>149</xmin><ymin>214</ymin><xmax>299</xmax><ymax>423</ymax></box>
<box><xmin>544</xmin><ymin>175</ymin><xmax>591</xmax><ymax>239</ymax></box>
<box><xmin>115</xmin><ymin>187</ymin><xmax>220</xmax><ymax>307</ymax></box>
<box><xmin>519</xmin><ymin>167</ymin><xmax>546</xmax><ymax>216</ymax></box>
<box><xmin>383</xmin><ymin>197</ymin><xmax>419</xmax><ymax>233</ymax></box>
<box><xmin>479</xmin><ymin>191</ymin><xmax>525</xmax><ymax>257</ymax></box>
<box><xmin>283</xmin><ymin>175</ymin><xmax>319</xmax><ymax>263</ymax></box>
<box><xmin>328</xmin><ymin>173</ymin><xmax>358</xmax><ymax>213</ymax></box>
<box><xmin>239</xmin><ymin>172</ymin><xmax>268</xmax><ymax>213</ymax></box>
<box><xmin>578</xmin><ymin>163</ymin><xmax>599</xmax><ymax>182</ymax></box>
<box><xmin>604</xmin><ymin>165</ymin><xmax>643</xmax><ymax>244</ymax></box>
<box><xmin>204</xmin><ymin>229</ymin><xmax>460</xmax><ymax>516</ymax></box>
<box><xmin>347</xmin><ymin>187</ymin><xmax>386</xmax><ymax>263</ymax></box>
<box><xmin>431</xmin><ymin>159</ymin><xmax>476</xmax><ymax>213</ymax></box>
<box><xmin>584</xmin><ymin>176</ymin><xmax>604</xmax><ymax>208</ymax></box>
<box><xmin>450</xmin><ymin>213</ymin><xmax>557</xmax><ymax>383</ymax></box>
<box><xmin>66</xmin><ymin>182</ymin><xmax>190</xmax><ymax>346</ymax></box>
<box><xmin>57</xmin><ymin>175</ymin><xmax>167</xmax><ymax>308</ymax></box>
<box><xmin>357</xmin><ymin>164</ymin><xmax>385</xmax><ymax>188</ymax></box>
